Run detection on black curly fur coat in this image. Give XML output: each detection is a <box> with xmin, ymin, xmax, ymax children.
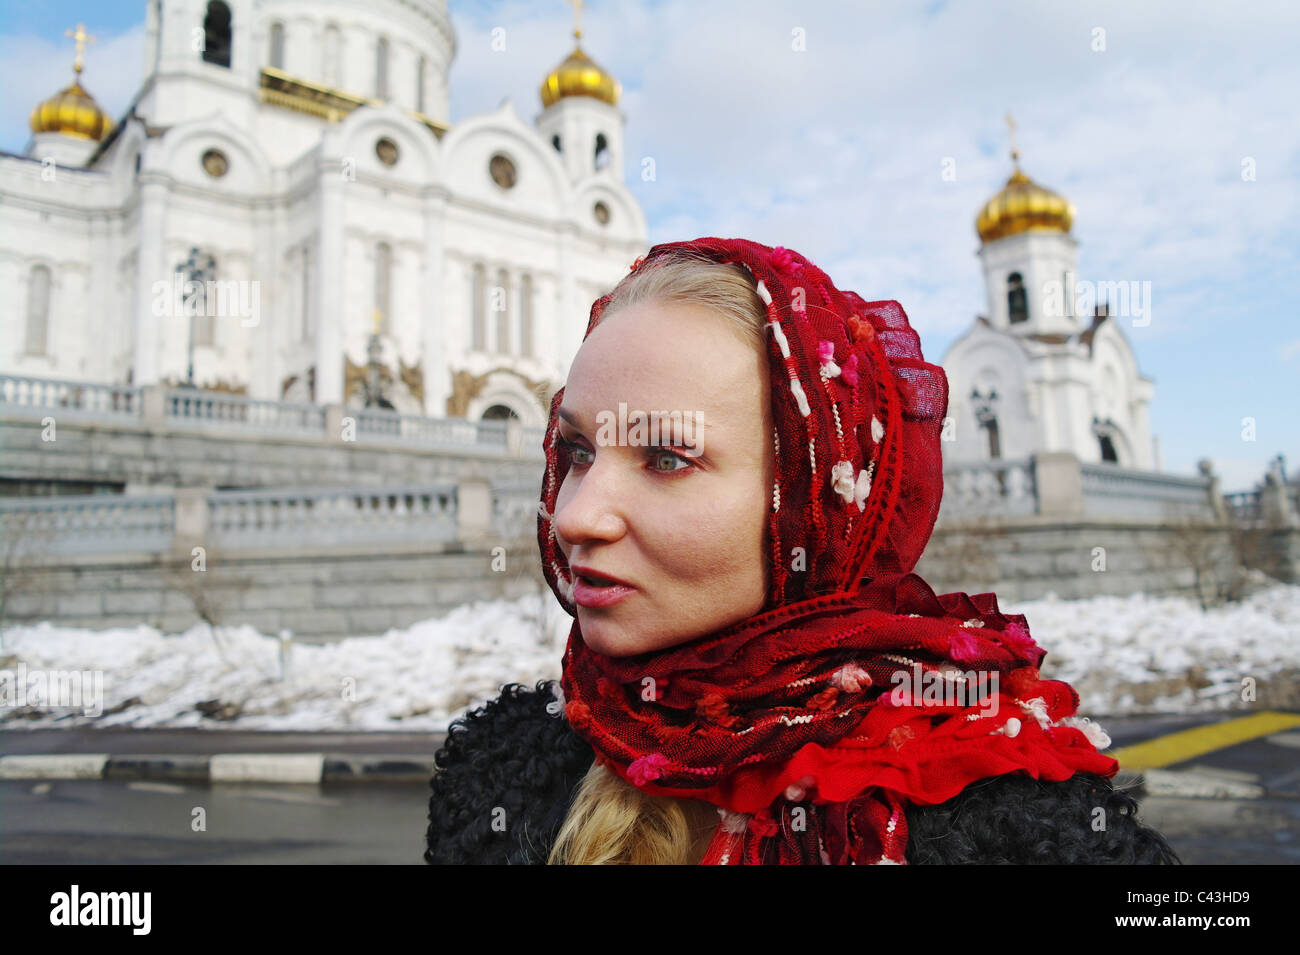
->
<box><xmin>424</xmin><ymin>680</ymin><xmax>1182</xmax><ymax>865</ymax></box>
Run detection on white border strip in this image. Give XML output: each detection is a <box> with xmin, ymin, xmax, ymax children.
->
<box><xmin>0</xmin><ymin>754</ymin><xmax>109</xmax><ymax>779</ymax></box>
<box><xmin>209</xmin><ymin>754</ymin><xmax>324</xmax><ymax>784</ymax></box>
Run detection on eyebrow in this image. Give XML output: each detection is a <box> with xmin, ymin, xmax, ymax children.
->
<box><xmin>558</xmin><ymin>406</ymin><xmax>712</xmax><ymax>432</ymax></box>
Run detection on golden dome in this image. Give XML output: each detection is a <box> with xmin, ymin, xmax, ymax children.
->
<box><xmin>540</xmin><ymin>44</ymin><xmax>620</xmax><ymax>108</ymax></box>
<box><xmin>30</xmin><ymin>76</ymin><xmax>114</xmax><ymax>141</ymax></box>
<box><xmin>976</xmin><ymin>167</ymin><xmax>1075</xmax><ymax>243</ymax></box>
<box><xmin>31</xmin><ymin>25</ymin><xmax>112</xmax><ymax>142</ymax></box>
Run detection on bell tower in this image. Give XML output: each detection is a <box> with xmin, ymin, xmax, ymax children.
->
<box><xmin>975</xmin><ymin>115</ymin><xmax>1080</xmax><ymax>337</ymax></box>
<box><xmin>535</xmin><ymin>0</ymin><xmax>626</xmax><ymax>184</ymax></box>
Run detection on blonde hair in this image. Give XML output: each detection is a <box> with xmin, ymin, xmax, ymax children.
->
<box><xmin>547</xmin><ymin>251</ymin><xmax>770</xmax><ymax>865</ymax></box>
<box><xmin>592</xmin><ymin>249</ymin><xmax>767</xmax><ymax>351</ymax></box>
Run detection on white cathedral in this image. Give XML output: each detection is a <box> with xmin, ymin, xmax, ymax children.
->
<box><xmin>942</xmin><ymin>143</ymin><xmax>1160</xmax><ymax>472</ymax></box>
<box><xmin>4</xmin><ymin>3</ymin><xmax>1163</xmax><ymax>472</ymax></box>
<box><xmin>2</xmin><ymin>0</ymin><xmax>647</xmax><ymax>425</ymax></box>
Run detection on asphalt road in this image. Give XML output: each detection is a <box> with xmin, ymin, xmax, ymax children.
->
<box><xmin>1</xmin><ymin>712</ymin><xmax>1296</xmax><ymax>864</ymax></box>
<box><xmin>0</xmin><ymin>777</ymin><xmax>432</xmax><ymax>864</ymax></box>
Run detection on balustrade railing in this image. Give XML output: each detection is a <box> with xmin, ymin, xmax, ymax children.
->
<box><xmin>0</xmin><ymin>374</ymin><xmax>544</xmax><ymax>456</ymax></box>
<box><xmin>939</xmin><ymin>458</ymin><xmax>1037</xmax><ymax>519</ymax></box>
<box><xmin>0</xmin><ymin>373</ymin><xmax>140</xmax><ymax>417</ymax></box>
<box><xmin>1079</xmin><ymin>461</ymin><xmax>1213</xmax><ymax>520</ymax></box>
<box><xmin>0</xmin><ymin>481</ymin><xmax>555</xmax><ymax>555</ymax></box>
<box><xmin>207</xmin><ymin>485</ymin><xmax>459</xmax><ymax>548</ymax></box>
<box><xmin>0</xmin><ymin>493</ymin><xmax>174</xmax><ymax>555</ymax></box>
<box><xmin>167</xmin><ymin>388</ymin><xmax>326</xmax><ymax>434</ymax></box>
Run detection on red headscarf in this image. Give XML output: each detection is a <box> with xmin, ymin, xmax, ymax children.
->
<box><xmin>538</xmin><ymin>237</ymin><xmax>1117</xmax><ymax>864</ymax></box>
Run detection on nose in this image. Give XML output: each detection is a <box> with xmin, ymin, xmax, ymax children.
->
<box><xmin>553</xmin><ymin>458</ymin><xmax>629</xmax><ymax>550</ymax></box>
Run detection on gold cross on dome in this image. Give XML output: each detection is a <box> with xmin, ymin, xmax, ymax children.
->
<box><xmin>65</xmin><ymin>22</ymin><xmax>97</xmax><ymax>73</ymax></box>
<box><xmin>568</xmin><ymin>0</ymin><xmax>584</xmax><ymax>41</ymax></box>
<box><xmin>1005</xmin><ymin>111</ymin><xmax>1020</xmax><ymax>168</ymax></box>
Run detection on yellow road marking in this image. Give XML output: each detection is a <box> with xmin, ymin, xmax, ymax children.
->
<box><xmin>1111</xmin><ymin>711</ymin><xmax>1300</xmax><ymax>771</ymax></box>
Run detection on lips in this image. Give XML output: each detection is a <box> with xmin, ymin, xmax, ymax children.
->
<box><xmin>570</xmin><ymin>564</ymin><xmax>634</xmax><ymax>589</ymax></box>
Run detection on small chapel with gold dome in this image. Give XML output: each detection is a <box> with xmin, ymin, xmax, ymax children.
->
<box><xmin>1</xmin><ymin>1</ymin><xmax>645</xmax><ymax>423</ymax></box>
<box><xmin>940</xmin><ymin>118</ymin><xmax>1159</xmax><ymax>471</ymax></box>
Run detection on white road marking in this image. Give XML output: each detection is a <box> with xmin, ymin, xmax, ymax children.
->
<box><xmin>0</xmin><ymin>754</ymin><xmax>108</xmax><ymax>779</ymax></box>
<box><xmin>127</xmin><ymin>781</ymin><xmax>187</xmax><ymax>794</ymax></box>
<box><xmin>209</xmin><ymin>754</ymin><xmax>324</xmax><ymax>784</ymax></box>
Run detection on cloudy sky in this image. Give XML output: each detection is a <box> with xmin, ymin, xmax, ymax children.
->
<box><xmin>2</xmin><ymin>0</ymin><xmax>1296</xmax><ymax>492</ymax></box>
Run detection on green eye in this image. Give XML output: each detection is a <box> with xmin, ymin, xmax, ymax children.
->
<box><xmin>558</xmin><ymin>437</ymin><xmax>696</xmax><ymax>474</ymax></box>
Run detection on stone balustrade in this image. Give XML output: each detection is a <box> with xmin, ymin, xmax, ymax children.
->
<box><xmin>0</xmin><ymin>373</ymin><xmax>544</xmax><ymax>457</ymax></box>
<box><xmin>0</xmin><ymin>480</ymin><xmax>543</xmax><ymax>557</ymax></box>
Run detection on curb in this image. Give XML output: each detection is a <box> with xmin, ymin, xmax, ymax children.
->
<box><xmin>0</xmin><ymin>753</ymin><xmax>436</xmax><ymax>784</ymax></box>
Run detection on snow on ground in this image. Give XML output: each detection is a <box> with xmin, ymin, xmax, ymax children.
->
<box><xmin>1</xmin><ymin>579</ymin><xmax>1297</xmax><ymax>732</ymax></box>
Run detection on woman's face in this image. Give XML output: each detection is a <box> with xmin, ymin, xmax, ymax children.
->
<box><xmin>553</xmin><ymin>297</ymin><xmax>773</xmax><ymax>658</ymax></box>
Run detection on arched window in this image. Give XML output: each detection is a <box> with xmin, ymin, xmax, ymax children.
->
<box><xmin>416</xmin><ymin>55</ymin><xmax>426</xmax><ymax>113</ymax></box>
<box><xmin>299</xmin><ymin>244</ymin><xmax>312</xmax><ymax>342</ymax></box>
<box><xmin>594</xmin><ymin>132</ymin><xmax>610</xmax><ymax>170</ymax></box>
<box><xmin>376</xmin><ymin>36</ymin><xmax>389</xmax><ymax>99</ymax></box>
<box><xmin>984</xmin><ymin>417</ymin><xmax>1001</xmax><ymax>459</ymax></box>
<box><xmin>519</xmin><ymin>274</ymin><xmax>534</xmax><ymax>358</ymax></box>
<box><xmin>25</xmin><ymin>265</ymin><xmax>51</xmax><ymax>356</ymax></box>
<box><xmin>202</xmin><ymin>1</ymin><xmax>232</xmax><ymax>68</ymax></box>
<box><xmin>193</xmin><ymin>310</ymin><xmax>215</xmax><ymax>347</ymax></box>
<box><xmin>269</xmin><ymin>22</ymin><xmax>285</xmax><ymax>70</ymax></box>
<box><xmin>471</xmin><ymin>263</ymin><xmax>486</xmax><ymax>351</ymax></box>
<box><xmin>1099</xmin><ymin>433</ymin><xmax>1118</xmax><ymax>463</ymax></box>
<box><xmin>374</xmin><ymin>242</ymin><xmax>392</xmax><ymax>334</ymax></box>
<box><xmin>323</xmin><ymin>24</ymin><xmax>341</xmax><ymax>86</ymax></box>
<box><xmin>495</xmin><ymin>268</ymin><xmax>511</xmax><ymax>354</ymax></box>
<box><xmin>1007</xmin><ymin>272</ymin><xmax>1028</xmax><ymax>324</ymax></box>
<box><xmin>193</xmin><ymin>268</ymin><xmax>215</xmax><ymax>347</ymax></box>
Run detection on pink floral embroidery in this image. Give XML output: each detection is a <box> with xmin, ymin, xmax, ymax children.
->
<box><xmin>948</xmin><ymin>630</ymin><xmax>983</xmax><ymax>662</ymax></box>
<box><xmin>840</xmin><ymin>353</ymin><xmax>860</xmax><ymax>387</ymax></box>
<box><xmin>627</xmin><ymin>752</ymin><xmax>670</xmax><ymax>786</ymax></box>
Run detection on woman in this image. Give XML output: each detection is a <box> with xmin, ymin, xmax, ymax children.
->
<box><xmin>425</xmin><ymin>237</ymin><xmax>1180</xmax><ymax>865</ymax></box>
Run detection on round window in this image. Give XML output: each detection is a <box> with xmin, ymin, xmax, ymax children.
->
<box><xmin>489</xmin><ymin>153</ymin><xmax>517</xmax><ymax>189</ymax></box>
<box><xmin>201</xmin><ymin>148</ymin><xmax>229</xmax><ymax>178</ymax></box>
<box><xmin>593</xmin><ymin>200</ymin><xmax>611</xmax><ymax>225</ymax></box>
<box><xmin>375</xmin><ymin>137</ymin><xmax>400</xmax><ymax>166</ymax></box>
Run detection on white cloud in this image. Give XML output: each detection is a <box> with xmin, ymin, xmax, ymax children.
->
<box><xmin>0</xmin><ymin>24</ymin><xmax>144</xmax><ymax>154</ymax></box>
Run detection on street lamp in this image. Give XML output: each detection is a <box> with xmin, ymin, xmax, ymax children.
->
<box><xmin>181</xmin><ymin>246</ymin><xmax>215</xmax><ymax>388</ymax></box>
<box><xmin>361</xmin><ymin>308</ymin><xmax>394</xmax><ymax>409</ymax></box>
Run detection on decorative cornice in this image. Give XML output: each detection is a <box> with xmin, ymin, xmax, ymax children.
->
<box><xmin>258</xmin><ymin>67</ymin><xmax>448</xmax><ymax>138</ymax></box>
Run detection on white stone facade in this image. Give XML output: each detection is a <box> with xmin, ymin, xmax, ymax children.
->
<box><xmin>942</xmin><ymin>219</ymin><xmax>1159</xmax><ymax>471</ymax></box>
<box><xmin>2</xmin><ymin>0</ymin><xmax>647</xmax><ymax>426</ymax></box>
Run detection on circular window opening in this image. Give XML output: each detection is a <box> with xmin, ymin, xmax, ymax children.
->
<box><xmin>593</xmin><ymin>200</ymin><xmax>611</xmax><ymax>226</ymax></box>
<box><xmin>201</xmin><ymin>148</ymin><xmax>229</xmax><ymax>178</ymax></box>
<box><xmin>489</xmin><ymin>153</ymin><xmax>517</xmax><ymax>189</ymax></box>
<box><xmin>375</xmin><ymin>137</ymin><xmax>400</xmax><ymax>166</ymax></box>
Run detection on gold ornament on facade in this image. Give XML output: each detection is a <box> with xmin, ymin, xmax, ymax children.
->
<box><xmin>341</xmin><ymin>354</ymin><xmax>425</xmax><ymax>405</ymax></box>
<box><xmin>399</xmin><ymin>358</ymin><xmax>424</xmax><ymax>403</ymax></box>
<box><xmin>446</xmin><ymin>367</ymin><xmax>555</xmax><ymax>419</ymax></box>
<box><xmin>540</xmin><ymin>0</ymin><xmax>620</xmax><ymax>108</ymax></box>
<box><xmin>975</xmin><ymin>113</ymin><xmax>1075</xmax><ymax>243</ymax></box>
<box><xmin>30</xmin><ymin>23</ymin><xmax>114</xmax><ymax>141</ymax></box>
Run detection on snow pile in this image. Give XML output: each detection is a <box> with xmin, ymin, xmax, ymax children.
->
<box><xmin>1</xmin><ymin>581</ymin><xmax>1297</xmax><ymax>731</ymax></box>
<box><xmin>0</xmin><ymin>590</ymin><xmax>572</xmax><ymax>732</ymax></box>
<box><xmin>1004</xmin><ymin>581</ymin><xmax>1300</xmax><ymax>716</ymax></box>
